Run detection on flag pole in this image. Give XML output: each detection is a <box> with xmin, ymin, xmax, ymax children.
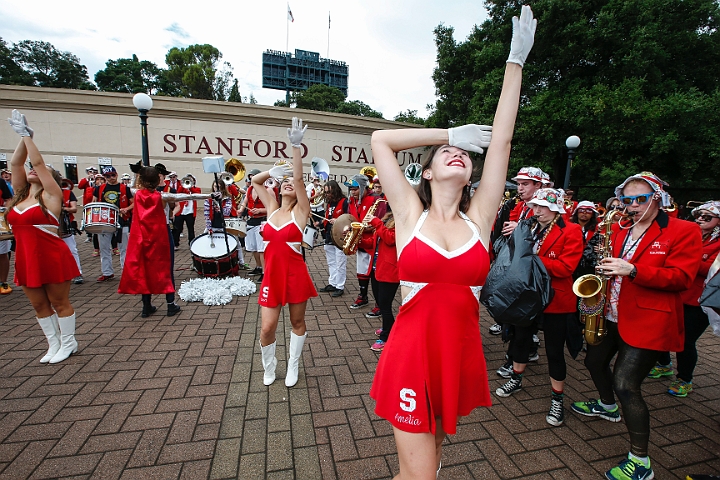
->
<box><xmin>327</xmin><ymin>11</ymin><xmax>330</xmax><ymax>58</ymax></box>
<box><xmin>286</xmin><ymin>7</ymin><xmax>289</xmax><ymax>53</ymax></box>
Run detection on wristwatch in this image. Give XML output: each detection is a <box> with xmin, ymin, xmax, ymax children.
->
<box><xmin>629</xmin><ymin>266</ymin><xmax>637</xmax><ymax>279</ymax></box>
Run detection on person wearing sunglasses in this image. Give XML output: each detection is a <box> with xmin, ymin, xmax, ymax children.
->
<box><xmin>92</xmin><ymin>166</ymin><xmax>134</xmax><ymax>281</ymax></box>
<box><xmin>571</xmin><ymin>172</ymin><xmax>702</xmax><ymax>480</ymax></box>
<box><xmin>645</xmin><ymin>201</ymin><xmax>720</xmax><ymax>398</ymax></box>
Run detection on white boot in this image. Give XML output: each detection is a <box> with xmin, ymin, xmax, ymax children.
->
<box><xmin>37</xmin><ymin>314</ymin><xmax>60</xmax><ymax>363</ymax></box>
<box><xmin>259</xmin><ymin>340</ymin><xmax>277</xmax><ymax>386</ymax></box>
<box><xmin>285</xmin><ymin>332</ymin><xmax>307</xmax><ymax>387</ymax></box>
<box><xmin>49</xmin><ymin>313</ymin><xmax>78</xmax><ymax>364</ymax></box>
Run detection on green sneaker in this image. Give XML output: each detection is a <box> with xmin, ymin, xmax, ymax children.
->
<box><xmin>647</xmin><ymin>364</ymin><xmax>673</xmax><ymax>379</ymax></box>
<box><xmin>571</xmin><ymin>399</ymin><xmax>621</xmax><ymax>422</ymax></box>
<box><xmin>667</xmin><ymin>379</ymin><xmax>693</xmax><ymax>397</ymax></box>
<box><xmin>605</xmin><ymin>455</ymin><xmax>654</xmax><ymax>480</ymax></box>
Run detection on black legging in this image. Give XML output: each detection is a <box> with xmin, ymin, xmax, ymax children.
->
<box><xmin>377</xmin><ymin>281</ymin><xmax>399</xmax><ymax>343</ymax></box>
<box><xmin>584</xmin><ymin>321</ymin><xmax>659</xmax><ymax>458</ymax></box>
<box><xmin>506</xmin><ymin>319</ymin><xmax>538</xmax><ymax>365</ymax></box>
<box><xmin>172</xmin><ymin>214</ymin><xmax>196</xmax><ymax>246</ymax></box>
<box><xmin>542</xmin><ymin>313</ymin><xmax>575</xmax><ymax>381</ymax></box>
<box><xmin>657</xmin><ymin>304</ymin><xmax>709</xmax><ymax>382</ymax></box>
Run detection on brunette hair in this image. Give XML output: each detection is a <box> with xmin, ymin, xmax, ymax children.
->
<box><xmin>571</xmin><ymin>207</ymin><xmax>598</xmax><ymax>231</ymax></box>
<box><xmin>417</xmin><ymin>145</ymin><xmax>472</xmax><ymax>213</ymax></box>
<box><xmin>137</xmin><ymin>167</ymin><xmax>160</xmax><ymax>190</ymax></box>
<box><xmin>324</xmin><ymin>180</ymin><xmax>343</xmax><ymax>205</ymax></box>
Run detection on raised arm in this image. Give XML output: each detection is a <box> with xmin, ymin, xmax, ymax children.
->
<box><xmin>469</xmin><ymin>5</ymin><xmax>536</xmax><ymax>242</ymax></box>
<box><xmin>287</xmin><ymin>117</ymin><xmax>310</xmax><ymax>220</ymax></box>
<box><xmin>252</xmin><ymin>172</ymin><xmax>280</xmax><ymax>214</ymax></box>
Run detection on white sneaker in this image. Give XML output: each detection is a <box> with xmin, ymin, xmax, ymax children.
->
<box><xmin>489</xmin><ymin>323</ymin><xmax>502</xmax><ymax>335</ymax></box>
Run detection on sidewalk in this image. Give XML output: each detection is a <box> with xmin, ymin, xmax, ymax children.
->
<box><xmin>1</xmin><ymin>234</ymin><xmax>718</xmax><ymax>479</ymax></box>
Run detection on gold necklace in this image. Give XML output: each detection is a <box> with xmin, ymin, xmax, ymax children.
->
<box><xmin>536</xmin><ymin>215</ymin><xmax>559</xmax><ymax>250</ymax></box>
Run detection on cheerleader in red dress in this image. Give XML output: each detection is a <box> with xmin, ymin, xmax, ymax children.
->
<box><xmin>6</xmin><ymin>111</ymin><xmax>80</xmax><ymax>364</ymax></box>
<box><xmin>368</xmin><ymin>7</ymin><xmax>536</xmax><ymax>477</ymax></box>
<box><xmin>252</xmin><ymin>117</ymin><xmax>317</xmax><ymax>388</ymax></box>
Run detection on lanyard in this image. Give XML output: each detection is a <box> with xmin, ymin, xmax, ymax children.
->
<box><xmin>620</xmin><ymin>227</ymin><xmax>648</xmax><ymax>260</ymax></box>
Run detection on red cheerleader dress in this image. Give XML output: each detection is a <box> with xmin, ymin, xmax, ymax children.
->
<box><xmin>7</xmin><ymin>204</ymin><xmax>80</xmax><ymax>288</ymax></box>
<box><xmin>258</xmin><ymin>210</ymin><xmax>318</xmax><ymax>308</ymax></box>
<box><xmin>370</xmin><ymin>210</ymin><xmax>491</xmax><ymax>435</ymax></box>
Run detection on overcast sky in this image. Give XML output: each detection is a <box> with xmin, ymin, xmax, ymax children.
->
<box><xmin>1</xmin><ymin>0</ymin><xmax>489</xmax><ymax>119</ymax></box>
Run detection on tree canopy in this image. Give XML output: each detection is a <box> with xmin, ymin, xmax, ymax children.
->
<box><xmin>277</xmin><ymin>84</ymin><xmax>385</xmax><ymax>118</ymax></box>
<box><xmin>94</xmin><ymin>54</ymin><xmax>163</xmax><ymax>94</ymax></box>
<box><xmin>164</xmin><ymin>44</ymin><xmax>233</xmax><ymax>101</ymax></box>
<box><xmin>429</xmin><ymin>0</ymin><xmax>720</xmax><ymax>194</ymax></box>
<box><xmin>8</xmin><ymin>40</ymin><xmax>95</xmax><ymax>90</ymax></box>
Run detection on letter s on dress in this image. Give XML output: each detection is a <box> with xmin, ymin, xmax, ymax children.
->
<box><xmin>399</xmin><ymin>388</ymin><xmax>416</xmax><ymax>413</ymax></box>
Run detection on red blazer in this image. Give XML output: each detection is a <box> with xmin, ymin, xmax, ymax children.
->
<box><xmin>177</xmin><ymin>186</ymin><xmax>201</xmax><ymax>217</ymax></box>
<box><xmin>77</xmin><ymin>177</ymin><xmax>95</xmax><ymax>205</ymax></box>
<box><xmin>537</xmin><ymin>218</ymin><xmax>584</xmax><ymax>313</ymax></box>
<box><xmin>611</xmin><ymin>212</ymin><xmax>702</xmax><ymax>351</ymax></box>
<box><xmin>359</xmin><ymin>217</ymin><xmax>399</xmax><ymax>283</ymax></box>
<box><xmin>680</xmin><ymin>234</ymin><xmax>720</xmax><ymax>306</ymax></box>
<box><xmin>509</xmin><ymin>200</ymin><xmax>532</xmax><ymax>222</ymax></box>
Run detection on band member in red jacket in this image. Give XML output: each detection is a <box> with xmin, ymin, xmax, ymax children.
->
<box><xmin>173</xmin><ymin>174</ymin><xmax>200</xmax><ymax>247</ymax></box>
<box><xmin>345</xmin><ymin>174</ymin><xmax>378</xmax><ymax>309</ymax></box>
<box><xmin>648</xmin><ymin>200</ymin><xmax>720</xmax><ymax>397</ymax></box>
<box><xmin>495</xmin><ymin>188</ymin><xmax>584</xmax><ymax>427</ymax></box>
<box><xmin>571</xmin><ymin>200</ymin><xmax>599</xmax><ymax>245</ymax></box>
<box><xmin>571</xmin><ymin>172</ymin><xmax>701</xmax><ymax>480</ymax></box>
<box><xmin>320</xmin><ymin>180</ymin><xmax>348</xmax><ymax>297</ymax></box>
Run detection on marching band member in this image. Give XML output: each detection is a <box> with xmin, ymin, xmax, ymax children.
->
<box><xmin>366</xmin><ymin>175</ymin><xmax>389</xmax><ymax>318</ymax></box>
<box><xmin>1</xmin><ymin>169</ymin><xmax>14</xmax><ymax>195</ymax></box>
<box><xmin>572</xmin><ymin>200</ymin><xmax>600</xmax><ymax>244</ymax></box>
<box><xmin>120</xmin><ymin>173</ymin><xmax>132</xmax><ymax>186</ymax></box>
<box><xmin>0</xmin><ymin>175</ymin><xmax>13</xmax><ymax>295</ymax></box>
<box><xmin>495</xmin><ymin>188</ymin><xmax>584</xmax><ymax>427</ymax></box>
<box><xmin>204</xmin><ymin>180</ymin><xmax>235</xmax><ymax>231</ymax></box>
<box><xmin>60</xmin><ymin>179</ymin><xmax>83</xmax><ymax>284</ymax></box>
<box><xmin>647</xmin><ymin>201</ymin><xmax>720</xmax><ymax>397</ymax></box>
<box><xmin>6</xmin><ymin>110</ymin><xmax>80</xmax><ymax>363</ymax></box>
<box><xmin>78</xmin><ymin>166</ymin><xmax>97</xmax><ymax>242</ymax></box>
<box><xmin>320</xmin><ymin>180</ymin><xmax>347</xmax><ymax>297</ymax></box>
<box><xmin>571</xmin><ymin>172</ymin><xmax>701</xmax><ymax>480</ymax></box>
<box><xmin>173</xmin><ymin>174</ymin><xmax>200</xmax><ymax>247</ymax></box>
<box><xmin>345</xmin><ymin>173</ymin><xmax>377</xmax><ymax>310</ymax></box>
<box><xmin>154</xmin><ymin>164</ymin><xmax>178</xmax><ymax>247</ymax></box>
<box><xmin>306</xmin><ymin>174</ymin><xmax>324</xmax><ymax>227</ymax></box>
<box><xmin>239</xmin><ymin>169</ymin><xmax>269</xmax><ymax>282</ymax></box>
<box><xmin>253</xmin><ymin>117</ymin><xmax>317</xmax><ymax>387</ymax></box>
<box><xmin>92</xmin><ymin>166</ymin><xmax>133</xmax><ymax>281</ymax></box>
<box><xmin>368</xmin><ymin>6</ymin><xmax>534</xmax><ymax>477</ymax></box>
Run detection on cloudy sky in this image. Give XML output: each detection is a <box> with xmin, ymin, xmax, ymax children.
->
<box><xmin>1</xmin><ymin>0</ymin><xmax>491</xmax><ymax>119</ymax></box>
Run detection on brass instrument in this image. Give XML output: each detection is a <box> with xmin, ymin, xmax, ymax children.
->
<box><xmin>596</xmin><ymin>204</ymin><xmax>607</xmax><ymax>219</ymax></box>
<box><xmin>360</xmin><ymin>166</ymin><xmax>377</xmax><ymax>185</ymax></box>
<box><xmin>686</xmin><ymin>200</ymin><xmax>706</xmax><ymax>209</ymax></box>
<box><xmin>310</xmin><ymin>185</ymin><xmax>324</xmax><ymax>207</ymax></box>
<box><xmin>341</xmin><ymin>198</ymin><xmax>385</xmax><ymax>255</ymax></box>
<box><xmin>572</xmin><ymin>209</ymin><xmax>626</xmax><ymax>346</ymax></box>
<box><xmin>564</xmin><ymin>198</ymin><xmax>574</xmax><ymax>210</ymax></box>
<box><xmin>181</xmin><ymin>175</ymin><xmax>195</xmax><ymax>189</ymax></box>
<box><xmin>225</xmin><ymin>158</ymin><xmax>246</xmax><ymax>183</ymax></box>
<box><xmin>220</xmin><ymin>172</ymin><xmax>235</xmax><ymax>186</ymax></box>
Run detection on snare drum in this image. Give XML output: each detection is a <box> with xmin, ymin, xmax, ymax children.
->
<box><xmin>0</xmin><ymin>207</ymin><xmax>12</xmax><ymax>241</ymax></box>
<box><xmin>302</xmin><ymin>224</ymin><xmax>318</xmax><ymax>249</ymax></box>
<box><xmin>82</xmin><ymin>203</ymin><xmax>119</xmax><ymax>234</ymax></box>
<box><xmin>225</xmin><ymin>218</ymin><xmax>247</xmax><ymax>238</ymax></box>
<box><xmin>190</xmin><ymin>233</ymin><xmax>240</xmax><ymax>277</ymax></box>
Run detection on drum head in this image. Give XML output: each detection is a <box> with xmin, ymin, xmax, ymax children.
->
<box><xmin>190</xmin><ymin>233</ymin><xmax>238</xmax><ymax>257</ymax></box>
<box><xmin>332</xmin><ymin>214</ymin><xmax>355</xmax><ymax>249</ymax></box>
<box><xmin>224</xmin><ymin>218</ymin><xmax>247</xmax><ymax>238</ymax></box>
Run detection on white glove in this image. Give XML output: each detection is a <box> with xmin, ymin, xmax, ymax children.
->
<box><xmin>7</xmin><ymin>109</ymin><xmax>34</xmax><ymax>138</ymax></box>
<box><xmin>448</xmin><ymin>124</ymin><xmax>493</xmax><ymax>154</ymax></box>
<box><xmin>269</xmin><ymin>164</ymin><xmax>294</xmax><ymax>180</ymax></box>
<box><xmin>507</xmin><ymin>5</ymin><xmax>537</xmax><ymax>68</ymax></box>
<box><xmin>287</xmin><ymin>117</ymin><xmax>308</xmax><ymax>148</ymax></box>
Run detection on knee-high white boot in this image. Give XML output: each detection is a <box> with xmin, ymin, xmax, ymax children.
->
<box><xmin>49</xmin><ymin>313</ymin><xmax>78</xmax><ymax>364</ymax></box>
<box><xmin>285</xmin><ymin>332</ymin><xmax>307</xmax><ymax>387</ymax></box>
<box><xmin>37</xmin><ymin>313</ymin><xmax>60</xmax><ymax>363</ymax></box>
<box><xmin>259</xmin><ymin>340</ymin><xmax>277</xmax><ymax>386</ymax></box>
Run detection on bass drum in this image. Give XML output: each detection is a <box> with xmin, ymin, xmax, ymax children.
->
<box><xmin>225</xmin><ymin>218</ymin><xmax>247</xmax><ymax>238</ymax></box>
<box><xmin>190</xmin><ymin>233</ymin><xmax>240</xmax><ymax>278</ymax></box>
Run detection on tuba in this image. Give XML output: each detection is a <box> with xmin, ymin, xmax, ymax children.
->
<box><xmin>225</xmin><ymin>158</ymin><xmax>246</xmax><ymax>183</ymax></box>
<box><xmin>572</xmin><ymin>209</ymin><xmax>626</xmax><ymax>345</ymax></box>
<box><xmin>360</xmin><ymin>166</ymin><xmax>377</xmax><ymax>185</ymax></box>
<box><xmin>342</xmin><ymin>197</ymin><xmax>385</xmax><ymax>255</ymax></box>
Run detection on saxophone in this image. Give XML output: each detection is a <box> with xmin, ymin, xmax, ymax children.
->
<box><xmin>342</xmin><ymin>198</ymin><xmax>385</xmax><ymax>255</ymax></box>
<box><xmin>572</xmin><ymin>209</ymin><xmax>625</xmax><ymax>345</ymax></box>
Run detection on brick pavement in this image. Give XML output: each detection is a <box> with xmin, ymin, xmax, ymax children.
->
<box><xmin>1</xmin><ymin>229</ymin><xmax>719</xmax><ymax>479</ymax></box>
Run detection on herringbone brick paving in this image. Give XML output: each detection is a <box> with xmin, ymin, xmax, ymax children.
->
<box><xmin>1</xmin><ymin>227</ymin><xmax>718</xmax><ymax>479</ymax></box>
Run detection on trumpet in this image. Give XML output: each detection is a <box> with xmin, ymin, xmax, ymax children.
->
<box><xmin>181</xmin><ymin>175</ymin><xmax>195</xmax><ymax>189</ymax></box>
<box><xmin>220</xmin><ymin>172</ymin><xmax>235</xmax><ymax>186</ymax></box>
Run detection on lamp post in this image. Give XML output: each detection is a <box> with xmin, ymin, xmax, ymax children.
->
<box><xmin>563</xmin><ymin>135</ymin><xmax>581</xmax><ymax>191</ymax></box>
<box><xmin>132</xmin><ymin>93</ymin><xmax>153</xmax><ymax>166</ymax></box>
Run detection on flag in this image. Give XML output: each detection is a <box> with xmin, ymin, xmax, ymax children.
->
<box><xmin>328</xmin><ymin>12</ymin><xmax>331</xmax><ymax>29</ymax></box>
<box><xmin>287</xmin><ymin>4</ymin><xmax>294</xmax><ymax>22</ymax></box>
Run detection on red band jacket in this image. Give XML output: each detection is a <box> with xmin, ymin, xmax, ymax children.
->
<box><xmin>680</xmin><ymin>233</ymin><xmax>720</xmax><ymax>307</ymax></box>
<box><xmin>359</xmin><ymin>217</ymin><xmax>399</xmax><ymax>283</ymax></box>
<box><xmin>537</xmin><ymin>217</ymin><xmax>584</xmax><ymax>313</ymax></box>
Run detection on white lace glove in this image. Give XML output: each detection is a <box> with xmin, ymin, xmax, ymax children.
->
<box><xmin>448</xmin><ymin>124</ymin><xmax>493</xmax><ymax>154</ymax></box>
<box><xmin>7</xmin><ymin>109</ymin><xmax>34</xmax><ymax>138</ymax></box>
<box><xmin>269</xmin><ymin>164</ymin><xmax>294</xmax><ymax>180</ymax></box>
<box><xmin>287</xmin><ymin>117</ymin><xmax>307</xmax><ymax>148</ymax></box>
<box><xmin>507</xmin><ymin>5</ymin><xmax>537</xmax><ymax>68</ymax></box>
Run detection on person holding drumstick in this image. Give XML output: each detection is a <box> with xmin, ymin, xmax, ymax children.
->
<box><xmin>6</xmin><ymin>110</ymin><xmax>80</xmax><ymax>363</ymax></box>
<box><xmin>368</xmin><ymin>6</ymin><xmax>535</xmax><ymax>477</ymax></box>
<box><xmin>252</xmin><ymin>117</ymin><xmax>318</xmax><ymax>387</ymax></box>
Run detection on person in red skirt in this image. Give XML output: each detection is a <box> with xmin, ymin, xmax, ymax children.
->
<box><xmin>368</xmin><ymin>7</ymin><xmax>536</xmax><ymax>477</ymax></box>
<box><xmin>251</xmin><ymin>117</ymin><xmax>318</xmax><ymax>388</ymax></box>
<box><xmin>6</xmin><ymin>110</ymin><xmax>80</xmax><ymax>364</ymax></box>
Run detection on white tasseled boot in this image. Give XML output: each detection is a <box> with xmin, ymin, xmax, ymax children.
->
<box><xmin>260</xmin><ymin>340</ymin><xmax>277</xmax><ymax>386</ymax></box>
<box><xmin>37</xmin><ymin>313</ymin><xmax>60</xmax><ymax>363</ymax></box>
<box><xmin>285</xmin><ymin>332</ymin><xmax>307</xmax><ymax>387</ymax></box>
<box><xmin>49</xmin><ymin>313</ymin><xmax>78</xmax><ymax>364</ymax></box>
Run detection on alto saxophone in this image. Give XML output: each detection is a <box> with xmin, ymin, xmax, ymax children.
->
<box><xmin>572</xmin><ymin>209</ymin><xmax>625</xmax><ymax>345</ymax></box>
<box><xmin>342</xmin><ymin>198</ymin><xmax>385</xmax><ymax>255</ymax></box>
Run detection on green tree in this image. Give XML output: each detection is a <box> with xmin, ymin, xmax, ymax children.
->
<box><xmin>429</xmin><ymin>0</ymin><xmax>720</xmax><ymax>192</ymax></box>
<box><xmin>293</xmin><ymin>84</ymin><xmax>346</xmax><ymax>111</ymax></box>
<box><xmin>11</xmin><ymin>40</ymin><xmax>95</xmax><ymax>89</ymax></box>
<box><xmin>164</xmin><ymin>44</ymin><xmax>233</xmax><ymax>100</ymax></box>
<box><xmin>394</xmin><ymin>109</ymin><xmax>426</xmax><ymax>125</ymax></box>
<box><xmin>228</xmin><ymin>79</ymin><xmax>242</xmax><ymax>102</ymax></box>
<box><xmin>94</xmin><ymin>54</ymin><xmax>163</xmax><ymax>94</ymax></box>
<box><xmin>336</xmin><ymin>100</ymin><xmax>384</xmax><ymax>118</ymax></box>
<box><xmin>0</xmin><ymin>38</ymin><xmax>34</xmax><ymax>85</ymax></box>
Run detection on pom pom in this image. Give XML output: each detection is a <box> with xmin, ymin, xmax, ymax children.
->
<box><xmin>178</xmin><ymin>277</ymin><xmax>256</xmax><ymax>306</ymax></box>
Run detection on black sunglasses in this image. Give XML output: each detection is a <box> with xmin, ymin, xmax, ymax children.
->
<box><xmin>697</xmin><ymin>214</ymin><xmax>719</xmax><ymax>222</ymax></box>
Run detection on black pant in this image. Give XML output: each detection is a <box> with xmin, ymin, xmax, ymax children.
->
<box><xmin>377</xmin><ymin>281</ymin><xmax>399</xmax><ymax>342</ymax></box>
<box><xmin>507</xmin><ymin>320</ymin><xmax>538</xmax><ymax>364</ymax></box>
<box><xmin>173</xmin><ymin>214</ymin><xmax>196</xmax><ymax>246</ymax></box>
<box><xmin>542</xmin><ymin>313</ymin><xmax>576</xmax><ymax>382</ymax></box>
<box><xmin>584</xmin><ymin>321</ymin><xmax>659</xmax><ymax>457</ymax></box>
<box><xmin>657</xmin><ymin>304</ymin><xmax>709</xmax><ymax>382</ymax></box>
